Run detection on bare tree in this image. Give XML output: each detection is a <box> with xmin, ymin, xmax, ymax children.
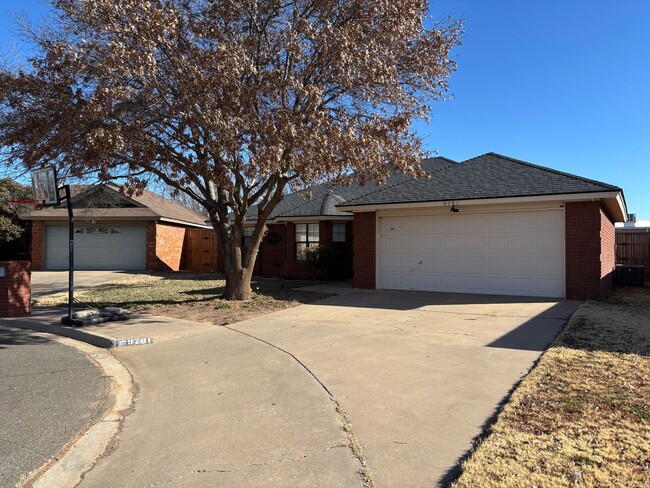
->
<box><xmin>0</xmin><ymin>0</ymin><xmax>462</xmax><ymax>299</ymax></box>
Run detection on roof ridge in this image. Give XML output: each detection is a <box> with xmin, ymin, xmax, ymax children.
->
<box><xmin>484</xmin><ymin>152</ymin><xmax>621</xmax><ymax>191</ymax></box>
<box><xmin>104</xmin><ymin>183</ymin><xmax>150</xmax><ymax>210</ymax></box>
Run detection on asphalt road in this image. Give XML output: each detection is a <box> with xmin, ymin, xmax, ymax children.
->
<box><xmin>0</xmin><ymin>326</ymin><xmax>109</xmax><ymax>488</ymax></box>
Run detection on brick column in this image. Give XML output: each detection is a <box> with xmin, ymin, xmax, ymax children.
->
<box><xmin>565</xmin><ymin>201</ymin><xmax>614</xmax><ymax>300</ymax></box>
<box><xmin>31</xmin><ymin>221</ymin><xmax>44</xmax><ymax>270</ymax></box>
<box><xmin>352</xmin><ymin>211</ymin><xmax>376</xmax><ymax>289</ymax></box>
<box><xmin>0</xmin><ymin>261</ymin><xmax>31</xmax><ymax>317</ymax></box>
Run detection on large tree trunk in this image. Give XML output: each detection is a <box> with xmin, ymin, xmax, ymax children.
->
<box><xmin>223</xmin><ymin>265</ymin><xmax>255</xmax><ymax>300</ymax></box>
<box><xmin>212</xmin><ymin>215</ymin><xmax>266</xmax><ymax>301</ymax></box>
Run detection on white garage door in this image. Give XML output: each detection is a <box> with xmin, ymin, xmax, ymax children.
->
<box><xmin>379</xmin><ymin>209</ymin><xmax>564</xmax><ymax>298</ymax></box>
<box><xmin>45</xmin><ymin>225</ymin><xmax>147</xmax><ymax>270</ymax></box>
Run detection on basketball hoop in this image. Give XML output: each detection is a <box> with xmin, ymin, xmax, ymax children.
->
<box><xmin>7</xmin><ymin>199</ymin><xmax>47</xmax><ymax>207</ymax></box>
<box><xmin>31</xmin><ymin>167</ymin><xmax>59</xmax><ymax>206</ymax></box>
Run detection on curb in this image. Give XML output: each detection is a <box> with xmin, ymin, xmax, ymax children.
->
<box><xmin>10</xmin><ymin>321</ymin><xmax>115</xmax><ymax>349</ymax></box>
<box><xmin>24</xmin><ymin>336</ymin><xmax>134</xmax><ymax>488</ymax></box>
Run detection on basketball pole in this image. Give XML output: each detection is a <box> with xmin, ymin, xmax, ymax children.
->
<box><xmin>58</xmin><ymin>184</ymin><xmax>74</xmax><ymax>323</ymax></box>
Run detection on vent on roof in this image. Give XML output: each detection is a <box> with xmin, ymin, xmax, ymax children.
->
<box><xmin>615</xmin><ymin>265</ymin><xmax>645</xmax><ymax>286</ymax></box>
<box><xmin>627</xmin><ymin>213</ymin><xmax>637</xmax><ymax>223</ymax></box>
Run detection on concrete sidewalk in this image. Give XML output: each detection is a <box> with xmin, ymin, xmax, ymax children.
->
<box><xmin>9</xmin><ymin>307</ymin><xmax>217</xmax><ymax>349</ymax></box>
<box><xmin>78</xmin><ymin>324</ymin><xmax>363</xmax><ymax>488</ymax></box>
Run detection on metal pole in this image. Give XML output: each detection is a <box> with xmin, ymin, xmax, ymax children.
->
<box><xmin>64</xmin><ymin>185</ymin><xmax>74</xmax><ymax>322</ymax></box>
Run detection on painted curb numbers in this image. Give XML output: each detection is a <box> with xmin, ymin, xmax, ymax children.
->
<box><xmin>115</xmin><ymin>337</ymin><xmax>154</xmax><ymax>347</ymax></box>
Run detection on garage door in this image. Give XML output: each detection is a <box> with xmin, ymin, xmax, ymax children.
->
<box><xmin>379</xmin><ymin>209</ymin><xmax>564</xmax><ymax>298</ymax></box>
<box><xmin>45</xmin><ymin>225</ymin><xmax>147</xmax><ymax>270</ymax></box>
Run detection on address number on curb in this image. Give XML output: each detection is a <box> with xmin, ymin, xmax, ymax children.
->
<box><xmin>115</xmin><ymin>337</ymin><xmax>153</xmax><ymax>347</ymax></box>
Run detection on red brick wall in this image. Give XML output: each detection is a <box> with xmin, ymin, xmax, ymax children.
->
<box><xmin>31</xmin><ymin>221</ymin><xmax>44</xmax><ymax>271</ymax></box>
<box><xmin>258</xmin><ymin>224</ymin><xmax>287</xmax><ymax>277</ymax></box>
<box><xmin>352</xmin><ymin>211</ymin><xmax>376</xmax><ymax>289</ymax></box>
<box><xmin>565</xmin><ymin>201</ymin><xmax>614</xmax><ymax>300</ymax></box>
<box><xmin>600</xmin><ymin>207</ymin><xmax>616</xmax><ymax>297</ymax></box>
<box><xmin>146</xmin><ymin>222</ymin><xmax>187</xmax><ymax>271</ymax></box>
<box><xmin>0</xmin><ymin>260</ymin><xmax>31</xmax><ymax>317</ymax></box>
<box><xmin>216</xmin><ymin>221</ymin><xmax>353</xmax><ymax>280</ymax></box>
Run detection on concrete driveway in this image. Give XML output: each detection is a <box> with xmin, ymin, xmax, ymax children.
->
<box><xmin>74</xmin><ymin>288</ymin><xmax>579</xmax><ymax>488</ymax></box>
<box><xmin>31</xmin><ymin>271</ymin><xmax>139</xmax><ymax>298</ymax></box>
<box><xmin>226</xmin><ymin>290</ymin><xmax>580</xmax><ymax>486</ymax></box>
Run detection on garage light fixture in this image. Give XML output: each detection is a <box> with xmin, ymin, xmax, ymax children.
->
<box><xmin>450</xmin><ymin>205</ymin><xmax>459</xmax><ymax>213</ymax></box>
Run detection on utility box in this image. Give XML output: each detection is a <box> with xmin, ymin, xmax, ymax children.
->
<box><xmin>0</xmin><ymin>261</ymin><xmax>31</xmax><ymax>317</ymax></box>
<box><xmin>615</xmin><ymin>264</ymin><xmax>645</xmax><ymax>286</ymax></box>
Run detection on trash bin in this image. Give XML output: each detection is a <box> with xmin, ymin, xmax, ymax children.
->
<box><xmin>0</xmin><ymin>261</ymin><xmax>31</xmax><ymax>317</ymax></box>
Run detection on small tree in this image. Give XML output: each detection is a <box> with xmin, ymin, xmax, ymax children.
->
<box><xmin>0</xmin><ymin>179</ymin><xmax>32</xmax><ymax>259</ymax></box>
<box><xmin>0</xmin><ymin>0</ymin><xmax>462</xmax><ymax>299</ymax></box>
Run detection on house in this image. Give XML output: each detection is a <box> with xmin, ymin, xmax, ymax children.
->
<box><xmin>22</xmin><ymin>184</ymin><xmax>210</xmax><ymax>271</ymax></box>
<box><xmin>242</xmin><ymin>153</ymin><xmax>626</xmax><ymax>300</ymax></box>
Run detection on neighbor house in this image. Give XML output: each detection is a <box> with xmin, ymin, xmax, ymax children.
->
<box><xmin>238</xmin><ymin>153</ymin><xmax>626</xmax><ymax>300</ymax></box>
<box><xmin>22</xmin><ymin>184</ymin><xmax>210</xmax><ymax>272</ymax></box>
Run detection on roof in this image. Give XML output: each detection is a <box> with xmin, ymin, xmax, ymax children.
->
<box><xmin>339</xmin><ymin>153</ymin><xmax>621</xmax><ymax>207</ymax></box>
<box><xmin>245</xmin><ymin>157</ymin><xmax>456</xmax><ymax>221</ymax></box>
<box><xmin>22</xmin><ymin>184</ymin><xmax>210</xmax><ymax>227</ymax></box>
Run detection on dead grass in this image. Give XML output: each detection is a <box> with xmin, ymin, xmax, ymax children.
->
<box><xmin>452</xmin><ymin>284</ymin><xmax>650</xmax><ymax>488</ymax></box>
<box><xmin>34</xmin><ymin>273</ymin><xmax>331</xmax><ymax>325</ymax></box>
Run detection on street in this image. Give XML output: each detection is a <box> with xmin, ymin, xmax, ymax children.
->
<box><xmin>0</xmin><ymin>326</ymin><xmax>108</xmax><ymax>488</ymax></box>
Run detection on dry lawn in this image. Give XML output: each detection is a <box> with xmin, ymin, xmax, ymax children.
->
<box><xmin>34</xmin><ymin>273</ymin><xmax>331</xmax><ymax>325</ymax></box>
<box><xmin>453</xmin><ymin>284</ymin><xmax>650</xmax><ymax>488</ymax></box>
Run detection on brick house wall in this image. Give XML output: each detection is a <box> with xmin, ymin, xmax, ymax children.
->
<box><xmin>146</xmin><ymin>221</ymin><xmax>187</xmax><ymax>271</ymax></box>
<box><xmin>258</xmin><ymin>224</ymin><xmax>287</xmax><ymax>277</ymax></box>
<box><xmin>352</xmin><ymin>211</ymin><xmax>376</xmax><ymax>289</ymax></box>
<box><xmin>565</xmin><ymin>201</ymin><xmax>615</xmax><ymax>300</ymax></box>
<box><xmin>599</xmin><ymin>206</ymin><xmax>616</xmax><ymax>297</ymax></box>
<box><xmin>30</xmin><ymin>221</ymin><xmax>44</xmax><ymax>271</ymax></box>
<box><xmin>0</xmin><ymin>260</ymin><xmax>31</xmax><ymax>317</ymax></box>
<box><xmin>216</xmin><ymin>221</ymin><xmax>353</xmax><ymax>280</ymax></box>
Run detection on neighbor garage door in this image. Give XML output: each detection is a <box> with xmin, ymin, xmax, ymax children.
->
<box><xmin>45</xmin><ymin>225</ymin><xmax>147</xmax><ymax>270</ymax></box>
<box><xmin>379</xmin><ymin>209</ymin><xmax>564</xmax><ymax>298</ymax></box>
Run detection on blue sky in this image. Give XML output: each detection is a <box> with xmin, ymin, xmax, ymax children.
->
<box><xmin>1</xmin><ymin>1</ymin><xmax>648</xmax><ymax>217</ymax></box>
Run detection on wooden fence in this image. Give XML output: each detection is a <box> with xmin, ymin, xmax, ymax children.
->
<box><xmin>616</xmin><ymin>231</ymin><xmax>650</xmax><ymax>270</ymax></box>
<box><xmin>182</xmin><ymin>228</ymin><xmax>219</xmax><ymax>272</ymax></box>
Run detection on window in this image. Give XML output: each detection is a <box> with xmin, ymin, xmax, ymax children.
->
<box><xmin>295</xmin><ymin>223</ymin><xmax>319</xmax><ymax>260</ymax></box>
<box><xmin>332</xmin><ymin>223</ymin><xmax>346</xmax><ymax>243</ymax></box>
<box><xmin>242</xmin><ymin>226</ymin><xmax>254</xmax><ymax>247</ymax></box>
<box><xmin>75</xmin><ymin>226</ymin><xmax>120</xmax><ymax>235</ymax></box>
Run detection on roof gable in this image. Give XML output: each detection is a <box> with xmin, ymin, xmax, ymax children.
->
<box><xmin>22</xmin><ymin>184</ymin><xmax>209</xmax><ymax>227</ymax></box>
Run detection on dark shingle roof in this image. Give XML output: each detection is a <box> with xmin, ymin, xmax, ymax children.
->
<box><xmin>22</xmin><ymin>184</ymin><xmax>209</xmax><ymax>227</ymax></box>
<box><xmin>339</xmin><ymin>153</ymin><xmax>621</xmax><ymax>207</ymax></box>
<box><xmin>245</xmin><ymin>157</ymin><xmax>456</xmax><ymax>220</ymax></box>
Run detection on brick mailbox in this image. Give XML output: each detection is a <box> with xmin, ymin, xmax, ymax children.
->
<box><xmin>0</xmin><ymin>261</ymin><xmax>31</xmax><ymax>317</ymax></box>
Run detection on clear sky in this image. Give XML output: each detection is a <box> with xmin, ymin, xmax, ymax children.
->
<box><xmin>1</xmin><ymin>1</ymin><xmax>649</xmax><ymax>217</ymax></box>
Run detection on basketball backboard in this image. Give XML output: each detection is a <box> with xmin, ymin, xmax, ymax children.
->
<box><xmin>31</xmin><ymin>167</ymin><xmax>59</xmax><ymax>205</ymax></box>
